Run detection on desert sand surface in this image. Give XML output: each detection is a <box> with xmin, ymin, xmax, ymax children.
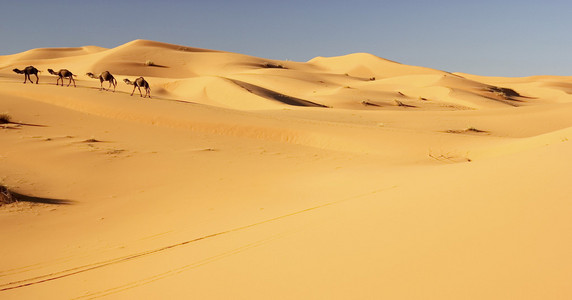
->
<box><xmin>1</xmin><ymin>40</ymin><xmax>571</xmax><ymax>299</ymax></box>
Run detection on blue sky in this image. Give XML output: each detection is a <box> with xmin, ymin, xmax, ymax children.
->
<box><xmin>2</xmin><ymin>0</ymin><xmax>572</xmax><ymax>77</ymax></box>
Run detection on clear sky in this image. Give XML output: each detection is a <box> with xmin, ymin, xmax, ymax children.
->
<box><xmin>2</xmin><ymin>0</ymin><xmax>572</xmax><ymax>77</ymax></box>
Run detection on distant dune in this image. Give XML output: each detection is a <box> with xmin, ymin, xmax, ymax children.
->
<box><xmin>1</xmin><ymin>40</ymin><xmax>571</xmax><ymax>299</ymax></box>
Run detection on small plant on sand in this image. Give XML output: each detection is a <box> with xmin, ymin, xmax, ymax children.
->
<box><xmin>394</xmin><ymin>100</ymin><xmax>417</xmax><ymax>108</ymax></box>
<box><xmin>82</xmin><ymin>138</ymin><xmax>101</xmax><ymax>143</ymax></box>
<box><xmin>262</xmin><ymin>62</ymin><xmax>285</xmax><ymax>69</ymax></box>
<box><xmin>446</xmin><ymin>127</ymin><xmax>488</xmax><ymax>134</ymax></box>
<box><xmin>361</xmin><ymin>100</ymin><xmax>381</xmax><ymax>107</ymax></box>
<box><xmin>144</xmin><ymin>60</ymin><xmax>156</xmax><ymax>67</ymax></box>
<box><xmin>0</xmin><ymin>184</ymin><xmax>16</xmax><ymax>205</ymax></box>
<box><xmin>487</xmin><ymin>86</ymin><xmax>521</xmax><ymax>100</ymax></box>
<box><xmin>0</xmin><ymin>113</ymin><xmax>11</xmax><ymax>124</ymax></box>
<box><xmin>465</xmin><ymin>127</ymin><xmax>487</xmax><ymax>133</ymax></box>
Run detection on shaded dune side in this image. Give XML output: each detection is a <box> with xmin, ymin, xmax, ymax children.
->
<box><xmin>435</xmin><ymin>75</ymin><xmax>528</xmax><ymax>107</ymax></box>
<box><xmin>228</xmin><ymin>79</ymin><xmax>328</xmax><ymax>108</ymax></box>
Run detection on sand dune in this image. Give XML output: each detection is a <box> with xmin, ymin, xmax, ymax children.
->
<box><xmin>1</xmin><ymin>40</ymin><xmax>572</xmax><ymax>299</ymax></box>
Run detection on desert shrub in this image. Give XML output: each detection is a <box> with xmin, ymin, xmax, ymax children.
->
<box><xmin>446</xmin><ymin>127</ymin><xmax>488</xmax><ymax>134</ymax></box>
<box><xmin>465</xmin><ymin>127</ymin><xmax>487</xmax><ymax>133</ymax></box>
<box><xmin>394</xmin><ymin>100</ymin><xmax>416</xmax><ymax>108</ymax></box>
<box><xmin>262</xmin><ymin>62</ymin><xmax>285</xmax><ymax>69</ymax></box>
<box><xmin>0</xmin><ymin>185</ymin><xmax>16</xmax><ymax>205</ymax></box>
<box><xmin>487</xmin><ymin>86</ymin><xmax>521</xmax><ymax>99</ymax></box>
<box><xmin>0</xmin><ymin>113</ymin><xmax>11</xmax><ymax>124</ymax></box>
<box><xmin>145</xmin><ymin>60</ymin><xmax>156</xmax><ymax>67</ymax></box>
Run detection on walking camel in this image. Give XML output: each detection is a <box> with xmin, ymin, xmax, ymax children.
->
<box><xmin>48</xmin><ymin>69</ymin><xmax>76</xmax><ymax>87</ymax></box>
<box><xmin>13</xmin><ymin>66</ymin><xmax>40</xmax><ymax>84</ymax></box>
<box><xmin>86</xmin><ymin>71</ymin><xmax>117</xmax><ymax>91</ymax></box>
<box><xmin>123</xmin><ymin>77</ymin><xmax>151</xmax><ymax>98</ymax></box>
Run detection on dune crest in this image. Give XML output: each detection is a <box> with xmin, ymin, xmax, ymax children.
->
<box><xmin>4</xmin><ymin>39</ymin><xmax>571</xmax><ymax>110</ymax></box>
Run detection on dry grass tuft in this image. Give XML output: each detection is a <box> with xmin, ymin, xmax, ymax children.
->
<box><xmin>361</xmin><ymin>100</ymin><xmax>381</xmax><ymax>107</ymax></box>
<box><xmin>262</xmin><ymin>62</ymin><xmax>285</xmax><ymax>69</ymax></box>
<box><xmin>0</xmin><ymin>185</ymin><xmax>17</xmax><ymax>205</ymax></box>
<box><xmin>394</xmin><ymin>100</ymin><xmax>417</xmax><ymax>108</ymax></box>
<box><xmin>446</xmin><ymin>127</ymin><xmax>488</xmax><ymax>134</ymax></box>
<box><xmin>487</xmin><ymin>86</ymin><xmax>521</xmax><ymax>100</ymax></box>
<box><xmin>82</xmin><ymin>138</ymin><xmax>101</xmax><ymax>143</ymax></box>
<box><xmin>0</xmin><ymin>113</ymin><xmax>11</xmax><ymax>124</ymax></box>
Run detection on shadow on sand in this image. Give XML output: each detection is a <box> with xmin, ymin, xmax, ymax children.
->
<box><xmin>11</xmin><ymin>191</ymin><xmax>74</xmax><ymax>205</ymax></box>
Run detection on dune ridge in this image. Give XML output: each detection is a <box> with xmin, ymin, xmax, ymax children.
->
<box><xmin>4</xmin><ymin>39</ymin><xmax>571</xmax><ymax>110</ymax></box>
<box><xmin>1</xmin><ymin>40</ymin><xmax>572</xmax><ymax>299</ymax></box>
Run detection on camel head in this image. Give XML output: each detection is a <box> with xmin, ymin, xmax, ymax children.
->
<box><xmin>12</xmin><ymin>68</ymin><xmax>23</xmax><ymax>74</ymax></box>
<box><xmin>123</xmin><ymin>78</ymin><xmax>133</xmax><ymax>85</ymax></box>
<box><xmin>47</xmin><ymin>69</ymin><xmax>56</xmax><ymax>75</ymax></box>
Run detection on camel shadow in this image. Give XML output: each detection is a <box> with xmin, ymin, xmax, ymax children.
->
<box><xmin>11</xmin><ymin>191</ymin><xmax>74</xmax><ymax>205</ymax></box>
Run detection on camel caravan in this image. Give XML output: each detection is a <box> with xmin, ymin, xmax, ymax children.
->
<box><xmin>12</xmin><ymin>66</ymin><xmax>151</xmax><ymax>98</ymax></box>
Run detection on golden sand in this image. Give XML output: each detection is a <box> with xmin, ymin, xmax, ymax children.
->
<box><xmin>1</xmin><ymin>40</ymin><xmax>571</xmax><ymax>299</ymax></box>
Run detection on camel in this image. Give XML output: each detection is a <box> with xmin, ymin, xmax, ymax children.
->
<box><xmin>86</xmin><ymin>71</ymin><xmax>117</xmax><ymax>92</ymax></box>
<box><xmin>123</xmin><ymin>77</ymin><xmax>151</xmax><ymax>98</ymax></box>
<box><xmin>12</xmin><ymin>66</ymin><xmax>40</xmax><ymax>84</ymax></box>
<box><xmin>47</xmin><ymin>69</ymin><xmax>76</xmax><ymax>87</ymax></box>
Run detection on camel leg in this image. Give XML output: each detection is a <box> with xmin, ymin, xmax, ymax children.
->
<box><xmin>24</xmin><ymin>74</ymin><xmax>28</xmax><ymax>84</ymax></box>
<box><xmin>34</xmin><ymin>74</ymin><xmax>39</xmax><ymax>84</ymax></box>
<box><xmin>131</xmin><ymin>85</ymin><xmax>136</xmax><ymax>96</ymax></box>
<box><xmin>68</xmin><ymin>77</ymin><xmax>75</xmax><ymax>87</ymax></box>
<box><xmin>138</xmin><ymin>86</ymin><xmax>143</xmax><ymax>97</ymax></box>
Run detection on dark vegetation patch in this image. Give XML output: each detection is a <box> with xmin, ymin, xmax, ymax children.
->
<box><xmin>82</xmin><ymin>138</ymin><xmax>102</xmax><ymax>143</ymax></box>
<box><xmin>486</xmin><ymin>86</ymin><xmax>523</xmax><ymax>102</ymax></box>
<box><xmin>445</xmin><ymin>127</ymin><xmax>489</xmax><ymax>134</ymax></box>
<box><xmin>0</xmin><ymin>114</ymin><xmax>11</xmax><ymax>124</ymax></box>
<box><xmin>261</xmin><ymin>62</ymin><xmax>286</xmax><ymax>69</ymax></box>
<box><xmin>0</xmin><ymin>185</ymin><xmax>16</xmax><ymax>205</ymax></box>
